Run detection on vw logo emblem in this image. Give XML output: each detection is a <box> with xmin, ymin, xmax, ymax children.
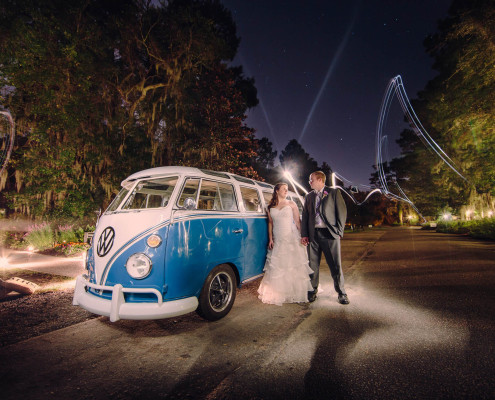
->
<box><xmin>96</xmin><ymin>227</ymin><xmax>115</xmax><ymax>257</ymax></box>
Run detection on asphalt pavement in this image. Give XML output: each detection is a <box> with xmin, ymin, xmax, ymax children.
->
<box><xmin>1</xmin><ymin>227</ymin><xmax>494</xmax><ymax>400</ymax></box>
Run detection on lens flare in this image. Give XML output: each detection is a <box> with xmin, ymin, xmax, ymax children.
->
<box><xmin>0</xmin><ymin>256</ymin><xmax>9</xmax><ymax>268</ymax></box>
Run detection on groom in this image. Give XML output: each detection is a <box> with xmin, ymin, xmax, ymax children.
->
<box><xmin>301</xmin><ymin>171</ymin><xmax>349</xmax><ymax>304</ymax></box>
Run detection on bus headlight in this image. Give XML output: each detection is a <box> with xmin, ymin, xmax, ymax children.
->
<box><xmin>125</xmin><ymin>253</ymin><xmax>152</xmax><ymax>279</ymax></box>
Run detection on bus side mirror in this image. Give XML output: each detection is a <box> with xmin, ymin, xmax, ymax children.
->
<box><xmin>350</xmin><ymin>186</ymin><xmax>358</xmax><ymax>193</ymax></box>
<box><xmin>182</xmin><ymin>197</ymin><xmax>197</xmax><ymax>210</ymax></box>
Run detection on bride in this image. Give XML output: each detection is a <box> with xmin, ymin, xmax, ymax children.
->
<box><xmin>258</xmin><ymin>183</ymin><xmax>313</xmax><ymax>305</ymax></box>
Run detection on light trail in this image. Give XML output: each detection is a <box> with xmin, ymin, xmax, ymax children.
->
<box><xmin>328</xmin><ymin>171</ymin><xmax>382</xmax><ymax>206</ymax></box>
<box><xmin>314</xmin><ymin>75</ymin><xmax>468</xmax><ymax>222</ymax></box>
<box><xmin>371</xmin><ymin>75</ymin><xmax>470</xmax><ymax>220</ymax></box>
<box><xmin>283</xmin><ymin>170</ymin><xmax>307</xmax><ymax>206</ymax></box>
<box><xmin>377</xmin><ymin>75</ymin><xmax>467</xmax><ymax>182</ymax></box>
<box><xmin>284</xmin><ymin>169</ymin><xmax>383</xmax><ymax>209</ymax></box>
<box><xmin>333</xmin><ymin>171</ymin><xmax>373</xmax><ymax>190</ymax></box>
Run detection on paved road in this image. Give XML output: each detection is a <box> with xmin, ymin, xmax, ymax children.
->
<box><xmin>1</xmin><ymin>247</ymin><xmax>85</xmax><ymax>278</ymax></box>
<box><xmin>1</xmin><ymin>228</ymin><xmax>494</xmax><ymax>399</ymax></box>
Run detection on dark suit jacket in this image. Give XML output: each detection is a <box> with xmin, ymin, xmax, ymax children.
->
<box><xmin>301</xmin><ymin>186</ymin><xmax>347</xmax><ymax>241</ymax></box>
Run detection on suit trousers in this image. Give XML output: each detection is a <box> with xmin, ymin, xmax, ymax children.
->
<box><xmin>308</xmin><ymin>228</ymin><xmax>346</xmax><ymax>295</ymax></box>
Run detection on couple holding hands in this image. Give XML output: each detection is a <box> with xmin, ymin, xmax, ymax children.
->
<box><xmin>258</xmin><ymin>171</ymin><xmax>350</xmax><ymax>306</ymax></box>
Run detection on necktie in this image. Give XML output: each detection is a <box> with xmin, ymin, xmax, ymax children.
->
<box><xmin>315</xmin><ymin>192</ymin><xmax>322</xmax><ymax>224</ymax></box>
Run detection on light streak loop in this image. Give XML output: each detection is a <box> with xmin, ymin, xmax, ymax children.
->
<box><xmin>373</xmin><ymin>75</ymin><xmax>469</xmax><ymax>221</ymax></box>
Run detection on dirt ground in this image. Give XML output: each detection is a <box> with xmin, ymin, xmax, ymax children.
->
<box><xmin>0</xmin><ymin>269</ymin><xmax>97</xmax><ymax>347</ymax></box>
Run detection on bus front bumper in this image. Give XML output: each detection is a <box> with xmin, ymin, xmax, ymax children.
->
<box><xmin>72</xmin><ymin>275</ymin><xmax>198</xmax><ymax>322</ymax></box>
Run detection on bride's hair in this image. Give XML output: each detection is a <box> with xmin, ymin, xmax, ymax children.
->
<box><xmin>268</xmin><ymin>183</ymin><xmax>288</xmax><ymax>209</ymax></box>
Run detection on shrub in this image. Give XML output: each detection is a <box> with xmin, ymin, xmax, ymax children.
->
<box><xmin>24</xmin><ymin>222</ymin><xmax>54</xmax><ymax>251</ymax></box>
<box><xmin>2</xmin><ymin>231</ymin><xmax>26</xmax><ymax>249</ymax></box>
<box><xmin>74</xmin><ymin>225</ymin><xmax>95</xmax><ymax>242</ymax></box>
<box><xmin>468</xmin><ymin>219</ymin><xmax>495</xmax><ymax>240</ymax></box>
<box><xmin>56</xmin><ymin>224</ymin><xmax>78</xmax><ymax>243</ymax></box>
<box><xmin>436</xmin><ymin>219</ymin><xmax>495</xmax><ymax>240</ymax></box>
<box><xmin>73</xmin><ymin>227</ymin><xmax>84</xmax><ymax>242</ymax></box>
<box><xmin>53</xmin><ymin>241</ymin><xmax>90</xmax><ymax>256</ymax></box>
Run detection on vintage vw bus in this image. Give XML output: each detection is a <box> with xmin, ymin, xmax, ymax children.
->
<box><xmin>73</xmin><ymin>166</ymin><xmax>303</xmax><ymax>321</ymax></box>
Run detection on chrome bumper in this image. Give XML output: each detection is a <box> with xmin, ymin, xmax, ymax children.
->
<box><xmin>72</xmin><ymin>275</ymin><xmax>198</xmax><ymax>322</ymax></box>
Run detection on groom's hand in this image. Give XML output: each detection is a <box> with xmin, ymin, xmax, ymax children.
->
<box><xmin>301</xmin><ymin>237</ymin><xmax>309</xmax><ymax>246</ymax></box>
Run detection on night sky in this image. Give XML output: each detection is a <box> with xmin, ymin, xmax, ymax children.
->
<box><xmin>221</xmin><ymin>0</ymin><xmax>452</xmax><ymax>186</ymax></box>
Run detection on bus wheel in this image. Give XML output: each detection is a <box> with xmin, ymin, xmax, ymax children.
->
<box><xmin>197</xmin><ymin>264</ymin><xmax>236</xmax><ymax>321</ymax></box>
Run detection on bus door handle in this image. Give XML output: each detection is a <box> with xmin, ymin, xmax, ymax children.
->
<box><xmin>233</xmin><ymin>229</ymin><xmax>243</xmax><ymax>234</ymax></box>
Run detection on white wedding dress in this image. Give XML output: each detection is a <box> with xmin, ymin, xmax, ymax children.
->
<box><xmin>258</xmin><ymin>205</ymin><xmax>314</xmax><ymax>305</ymax></box>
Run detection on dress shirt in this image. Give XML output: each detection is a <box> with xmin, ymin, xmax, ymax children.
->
<box><xmin>314</xmin><ymin>189</ymin><xmax>326</xmax><ymax>228</ymax></box>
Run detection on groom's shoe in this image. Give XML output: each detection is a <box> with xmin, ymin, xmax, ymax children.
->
<box><xmin>338</xmin><ymin>293</ymin><xmax>350</xmax><ymax>305</ymax></box>
<box><xmin>308</xmin><ymin>291</ymin><xmax>317</xmax><ymax>303</ymax></box>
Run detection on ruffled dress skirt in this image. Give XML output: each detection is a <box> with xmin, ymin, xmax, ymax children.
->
<box><xmin>258</xmin><ymin>206</ymin><xmax>313</xmax><ymax>305</ymax></box>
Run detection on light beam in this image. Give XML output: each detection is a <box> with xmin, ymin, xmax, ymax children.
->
<box><xmin>298</xmin><ymin>2</ymin><xmax>360</xmax><ymax>143</ymax></box>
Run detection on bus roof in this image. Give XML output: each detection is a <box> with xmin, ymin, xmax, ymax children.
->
<box><xmin>122</xmin><ymin>166</ymin><xmax>276</xmax><ymax>191</ymax></box>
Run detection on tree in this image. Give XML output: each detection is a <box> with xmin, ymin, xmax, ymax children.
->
<box><xmin>0</xmin><ymin>0</ymin><xmax>259</xmax><ymax>216</ymax></box>
<box><xmin>423</xmin><ymin>0</ymin><xmax>495</xmax><ymax>197</ymax></box>
<box><xmin>176</xmin><ymin>64</ymin><xmax>259</xmax><ymax>178</ymax></box>
<box><xmin>0</xmin><ymin>0</ymin><xmax>139</xmax><ymax>216</ymax></box>
<box><xmin>320</xmin><ymin>162</ymin><xmax>332</xmax><ymax>179</ymax></box>
<box><xmin>345</xmin><ymin>189</ymin><xmax>401</xmax><ymax>227</ymax></box>
<box><xmin>279</xmin><ymin>139</ymin><xmax>318</xmax><ymax>190</ymax></box>
<box><xmin>251</xmin><ymin>137</ymin><xmax>277</xmax><ymax>181</ymax></box>
<box><xmin>114</xmin><ymin>0</ymin><xmax>246</xmax><ymax>166</ymax></box>
<box><xmin>388</xmin><ymin>0</ymin><xmax>495</xmax><ymax>217</ymax></box>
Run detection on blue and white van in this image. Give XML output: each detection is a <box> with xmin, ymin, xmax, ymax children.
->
<box><xmin>73</xmin><ymin>166</ymin><xmax>303</xmax><ymax>321</ymax></box>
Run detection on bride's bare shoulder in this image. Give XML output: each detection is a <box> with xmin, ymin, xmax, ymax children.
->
<box><xmin>288</xmin><ymin>200</ymin><xmax>298</xmax><ymax>209</ymax></box>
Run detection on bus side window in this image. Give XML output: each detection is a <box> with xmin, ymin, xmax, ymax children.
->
<box><xmin>262</xmin><ymin>191</ymin><xmax>272</xmax><ymax>211</ymax></box>
<box><xmin>198</xmin><ymin>180</ymin><xmax>238</xmax><ymax>211</ymax></box>
<box><xmin>240</xmin><ymin>187</ymin><xmax>262</xmax><ymax>212</ymax></box>
<box><xmin>147</xmin><ymin>194</ymin><xmax>162</xmax><ymax>208</ymax></box>
<box><xmin>177</xmin><ymin>178</ymin><xmax>200</xmax><ymax>208</ymax></box>
<box><xmin>218</xmin><ymin>182</ymin><xmax>238</xmax><ymax>211</ymax></box>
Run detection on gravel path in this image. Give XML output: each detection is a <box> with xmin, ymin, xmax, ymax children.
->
<box><xmin>0</xmin><ymin>288</ymin><xmax>97</xmax><ymax>347</ymax></box>
<box><xmin>0</xmin><ymin>262</ymin><xmax>97</xmax><ymax>348</ymax></box>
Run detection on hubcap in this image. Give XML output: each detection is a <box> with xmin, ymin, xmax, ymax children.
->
<box><xmin>208</xmin><ymin>272</ymin><xmax>233</xmax><ymax>312</ymax></box>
